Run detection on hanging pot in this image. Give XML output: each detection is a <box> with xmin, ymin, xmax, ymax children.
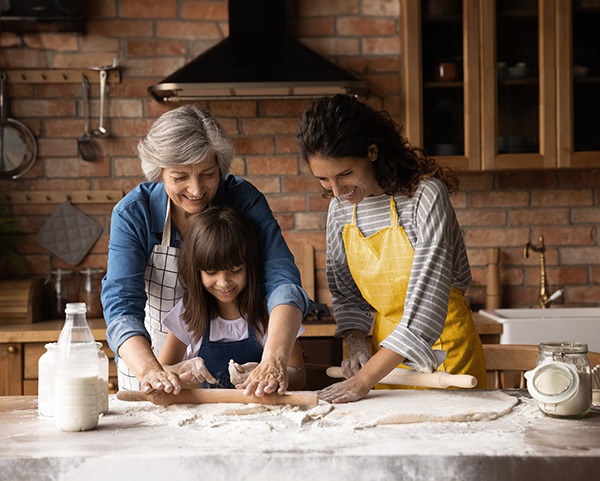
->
<box><xmin>0</xmin><ymin>72</ymin><xmax>38</xmax><ymax>180</ymax></box>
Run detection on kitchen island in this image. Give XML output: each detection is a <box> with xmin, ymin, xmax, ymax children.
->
<box><xmin>0</xmin><ymin>390</ymin><xmax>598</xmax><ymax>481</ymax></box>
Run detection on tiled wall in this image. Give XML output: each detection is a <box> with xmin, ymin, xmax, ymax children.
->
<box><xmin>0</xmin><ymin>0</ymin><xmax>598</xmax><ymax>309</ymax></box>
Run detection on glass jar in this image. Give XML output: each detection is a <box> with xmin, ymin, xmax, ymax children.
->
<box><xmin>38</xmin><ymin>342</ymin><xmax>57</xmax><ymax>417</ymax></box>
<box><xmin>45</xmin><ymin>269</ymin><xmax>78</xmax><ymax>320</ymax></box>
<box><xmin>38</xmin><ymin>340</ymin><xmax>108</xmax><ymax>418</ymax></box>
<box><xmin>525</xmin><ymin>342</ymin><xmax>592</xmax><ymax>419</ymax></box>
<box><xmin>78</xmin><ymin>268</ymin><xmax>105</xmax><ymax>318</ymax></box>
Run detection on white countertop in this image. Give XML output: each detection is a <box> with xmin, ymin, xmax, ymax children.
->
<box><xmin>1</xmin><ymin>390</ymin><xmax>598</xmax><ymax>481</ymax></box>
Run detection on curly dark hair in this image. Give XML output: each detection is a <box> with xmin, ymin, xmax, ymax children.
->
<box><xmin>297</xmin><ymin>94</ymin><xmax>459</xmax><ymax>197</ymax></box>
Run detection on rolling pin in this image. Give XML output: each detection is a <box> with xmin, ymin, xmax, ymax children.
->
<box><xmin>326</xmin><ymin>366</ymin><xmax>477</xmax><ymax>389</ymax></box>
<box><xmin>116</xmin><ymin>389</ymin><xmax>318</xmax><ymax>407</ymax></box>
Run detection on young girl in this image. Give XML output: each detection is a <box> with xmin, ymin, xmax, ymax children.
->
<box><xmin>158</xmin><ymin>205</ymin><xmax>306</xmax><ymax>389</ymax></box>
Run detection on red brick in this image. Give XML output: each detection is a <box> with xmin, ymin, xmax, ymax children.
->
<box><xmin>532</xmin><ymin>227</ymin><xmax>594</xmax><ymax>246</ymax></box>
<box><xmin>283</xmin><ymin>175</ymin><xmax>321</xmax><ymax>193</ymax></box>
<box><xmin>232</xmin><ymin>137</ymin><xmax>275</xmax><ymax>155</ymax></box>
<box><xmin>182</xmin><ymin>1</ymin><xmax>228</xmax><ymax>20</ymax></box>
<box><xmin>363</xmin><ymin>37</ymin><xmax>401</xmax><ymax>55</ymax></box>
<box><xmin>52</xmin><ymin>52</ymin><xmax>118</xmax><ymax>69</ymax></box>
<box><xmin>363</xmin><ymin>0</ymin><xmax>400</xmax><ymax>16</ymax></box>
<box><xmin>127</xmin><ymin>40</ymin><xmax>187</xmax><ymax>57</ymax></box>
<box><xmin>572</xmin><ymin>208</ymin><xmax>600</xmax><ymax>223</ymax></box>
<box><xmin>156</xmin><ymin>21</ymin><xmax>221</xmax><ymax>40</ymax></box>
<box><xmin>86</xmin><ymin>20</ymin><xmax>154</xmax><ymax>38</ymax></box>
<box><xmin>0</xmin><ymin>48</ymin><xmax>47</xmax><ymax>68</ymax></box>
<box><xmin>496</xmin><ymin>171</ymin><xmax>559</xmax><ymax>189</ymax></box>
<box><xmin>211</xmin><ymin>101</ymin><xmax>258</xmax><ymax>117</ymax></box>
<box><xmin>510</xmin><ymin>208</ymin><xmax>569</xmax><ymax>225</ymax></box>
<box><xmin>267</xmin><ymin>195</ymin><xmax>307</xmax><ymax>213</ymax></box>
<box><xmin>23</xmin><ymin>33</ymin><xmax>78</xmax><ymax>51</ymax></box>
<box><xmin>297</xmin><ymin>0</ymin><xmax>358</xmax><ymax>16</ymax></box>
<box><xmin>561</xmin><ymin>247</ymin><xmax>600</xmax><ymax>265</ymax></box>
<box><xmin>247</xmin><ymin>156</ymin><xmax>299</xmax><ymax>176</ymax></box>
<box><xmin>531</xmin><ymin>189</ymin><xmax>593</xmax><ymax>207</ymax></box>
<box><xmin>456</xmin><ymin>210</ymin><xmax>507</xmax><ymax>227</ymax></box>
<box><xmin>245</xmin><ymin>177</ymin><xmax>281</xmax><ymax>195</ymax></box>
<box><xmin>470</xmin><ymin>191</ymin><xmax>530</xmax><ymax>208</ymax></box>
<box><xmin>294</xmin><ymin>212</ymin><xmax>326</xmax><ymax>231</ymax></box>
<box><xmin>121</xmin><ymin>0</ymin><xmax>177</xmax><ymax>18</ymax></box>
<box><xmin>242</xmin><ymin>118</ymin><xmax>299</xmax><ymax>135</ymax></box>
<box><xmin>567</xmin><ymin>286</ymin><xmax>600</xmax><ymax>304</ymax></box>
<box><xmin>337</xmin><ymin>18</ymin><xmax>396</xmax><ymax>36</ymax></box>
<box><xmin>464</xmin><ymin>227</ymin><xmax>530</xmax><ymax>247</ymax></box>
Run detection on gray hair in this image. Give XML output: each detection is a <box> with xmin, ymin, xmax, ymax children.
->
<box><xmin>137</xmin><ymin>104</ymin><xmax>235</xmax><ymax>182</ymax></box>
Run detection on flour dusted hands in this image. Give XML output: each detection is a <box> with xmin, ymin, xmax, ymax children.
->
<box><xmin>228</xmin><ymin>360</ymin><xmax>259</xmax><ymax>386</ymax></box>
<box><xmin>239</xmin><ymin>357</ymin><xmax>288</xmax><ymax>396</ymax></box>
<box><xmin>164</xmin><ymin>358</ymin><xmax>218</xmax><ymax>386</ymax></box>
<box><xmin>342</xmin><ymin>330</ymin><xmax>371</xmax><ymax>378</ymax></box>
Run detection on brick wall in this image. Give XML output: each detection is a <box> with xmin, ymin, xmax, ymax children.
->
<box><xmin>0</xmin><ymin>0</ymin><xmax>598</xmax><ymax>309</ymax></box>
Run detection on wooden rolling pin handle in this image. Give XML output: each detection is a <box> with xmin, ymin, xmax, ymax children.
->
<box><xmin>117</xmin><ymin>389</ymin><xmax>318</xmax><ymax>407</ymax></box>
<box><xmin>325</xmin><ymin>367</ymin><xmax>476</xmax><ymax>389</ymax></box>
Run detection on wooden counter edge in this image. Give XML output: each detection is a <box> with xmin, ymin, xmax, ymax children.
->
<box><xmin>1</xmin><ymin>314</ymin><xmax>501</xmax><ymax>343</ymax></box>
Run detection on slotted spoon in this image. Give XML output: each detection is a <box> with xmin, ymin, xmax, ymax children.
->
<box><xmin>77</xmin><ymin>75</ymin><xmax>96</xmax><ymax>161</ymax></box>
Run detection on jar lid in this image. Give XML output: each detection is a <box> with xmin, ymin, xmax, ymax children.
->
<box><xmin>65</xmin><ymin>302</ymin><xmax>87</xmax><ymax>314</ymax></box>
<box><xmin>525</xmin><ymin>362</ymin><xmax>579</xmax><ymax>405</ymax></box>
<box><xmin>539</xmin><ymin>342</ymin><xmax>588</xmax><ymax>354</ymax></box>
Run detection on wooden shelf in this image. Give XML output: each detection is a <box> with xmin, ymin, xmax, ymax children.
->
<box><xmin>4</xmin><ymin>69</ymin><xmax>121</xmax><ymax>85</ymax></box>
<box><xmin>3</xmin><ymin>190</ymin><xmax>123</xmax><ymax>205</ymax></box>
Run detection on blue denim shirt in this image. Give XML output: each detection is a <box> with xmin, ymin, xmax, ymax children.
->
<box><xmin>101</xmin><ymin>175</ymin><xmax>313</xmax><ymax>354</ymax></box>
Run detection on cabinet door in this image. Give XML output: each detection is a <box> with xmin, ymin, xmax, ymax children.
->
<box><xmin>401</xmin><ymin>0</ymin><xmax>482</xmax><ymax>171</ymax></box>
<box><xmin>480</xmin><ymin>0</ymin><xmax>557</xmax><ymax>170</ymax></box>
<box><xmin>0</xmin><ymin>343</ymin><xmax>23</xmax><ymax>395</ymax></box>
<box><xmin>556</xmin><ymin>0</ymin><xmax>600</xmax><ymax>167</ymax></box>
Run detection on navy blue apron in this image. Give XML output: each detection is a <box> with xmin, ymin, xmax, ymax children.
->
<box><xmin>198</xmin><ymin>321</ymin><xmax>264</xmax><ymax>388</ymax></box>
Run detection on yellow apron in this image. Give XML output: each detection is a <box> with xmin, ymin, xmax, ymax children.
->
<box><xmin>342</xmin><ymin>196</ymin><xmax>486</xmax><ymax>389</ymax></box>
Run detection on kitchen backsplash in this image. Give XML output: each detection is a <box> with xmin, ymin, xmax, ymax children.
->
<box><xmin>0</xmin><ymin>0</ymin><xmax>598</xmax><ymax>309</ymax></box>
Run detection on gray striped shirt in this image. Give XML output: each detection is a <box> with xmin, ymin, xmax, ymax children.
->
<box><xmin>326</xmin><ymin>178</ymin><xmax>471</xmax><ymax>372</ymax></box>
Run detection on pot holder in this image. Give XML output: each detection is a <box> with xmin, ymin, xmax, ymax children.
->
<box><xmin>36</xmin><ymin>200</ymin><xmax>102</xmax><ymax>265</ymax></box>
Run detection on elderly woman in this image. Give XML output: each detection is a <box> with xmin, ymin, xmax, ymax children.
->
<box><xmin>101</xmin><ymin>105</ymin><xmax>312</xmax><ymax>396</ymax></box>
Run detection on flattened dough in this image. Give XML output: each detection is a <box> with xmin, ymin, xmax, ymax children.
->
<box><xmin>326</xmin><ymin>390</ymin><xmax>519</xmax><ymax>426</ymax></box>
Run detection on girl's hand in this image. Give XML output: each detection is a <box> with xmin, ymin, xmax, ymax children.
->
<box><xmin>228</xmin><ymin>360</ymin><xmax>259</xmax><ymax>386</ymax></box>
<box><xmin>165</xmin><ymin>358</ymin><xmax>217</xmax><ymax>386</ymax></box>
<box><xmin>317</xmin><ymin>376</ymin><xmax>371</xmax><ymax>404</ymax></box>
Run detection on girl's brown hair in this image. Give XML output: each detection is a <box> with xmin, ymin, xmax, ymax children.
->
<box><xmin>178</xmin><ymin>206</ymin><xmax>268</xmax><ymax>343</ymax></box>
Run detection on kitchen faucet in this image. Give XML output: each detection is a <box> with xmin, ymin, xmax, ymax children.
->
<box><xmin>523</xmin><ymin>235</ymin><xmax>563</xmax><ymax>308</ymax></box>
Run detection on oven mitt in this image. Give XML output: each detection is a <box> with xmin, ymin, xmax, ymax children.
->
<box><xmin>36</xmin><ymin>200</ymin><xmax>102</xmax><ymax>265</ymax></box>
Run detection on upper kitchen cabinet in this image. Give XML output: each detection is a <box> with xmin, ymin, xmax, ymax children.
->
<box><xmin>556</xmin><ymin>0</ymin><xmax>600</xmax><ymax>168</ymax></box>
<box><xmin>400</xmin><ymin>0</ymin><xmax>600</xmax><ymax>171</ymax></box>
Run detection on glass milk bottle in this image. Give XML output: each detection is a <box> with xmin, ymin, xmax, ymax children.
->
<box><xmin>54</xmin><ymin>302</ymin><xmax>99</xmax><ymax>431</ymax></box>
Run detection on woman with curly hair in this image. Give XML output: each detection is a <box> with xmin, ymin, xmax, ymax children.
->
<box><xmin>298</xmin><ymin>94</ymin><xmax>486</xmax><ymax>403</ymax></box>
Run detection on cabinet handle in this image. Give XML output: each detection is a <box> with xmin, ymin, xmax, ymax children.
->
<box><xmin>108</xmin><ymin>382</ymin><xmax>117</xmax><ymax>392</ymax></box>
<box><xmin>7</xmin><ymin>345</ymin><xmax>18</xmax><ymax>354</ymax></box>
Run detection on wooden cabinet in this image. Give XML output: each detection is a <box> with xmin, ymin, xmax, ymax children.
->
<box><xmin>400</xmin><ymin>0</ymin><xmax>600</xmax><ymax>171</ymax></box>
<box><xmin>0</xmin><ymin>320</ymin><xmax>118</xmax><ymax>396</ymax></box>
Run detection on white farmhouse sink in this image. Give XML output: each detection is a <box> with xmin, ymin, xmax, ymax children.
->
<box><xmin>478</xmin><ymin>308</ymin><xmax>600</xmax><ymax>352</ymax></box>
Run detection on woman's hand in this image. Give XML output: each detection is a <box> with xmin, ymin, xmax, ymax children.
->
<box><xmin>342</xmin><ymin>330</ymin><xmax>371</xmax><ymax>378</ymax></box>
<box><xmin>317</xmin><ymin>376</ymin><xmax>371</xmax><ymax>404</ymax></box>
<box><xmin>228</xmin><ymin>360</ymin><xmax>259</xmax><ymax>386</ymax></box>
<box><xmin>165</xmin><ymin>358</ymin><xmax>218</xmax><ymax>386</ymax></box>
<box><xmin>138</xmin><ymin>368</ymin><xmax>186</xmax><ymax>394</ymax></box>
<box><xmin>239</xmin><ymin>358</ymin><xmax>288</xmax><ymax>396</ymax></box>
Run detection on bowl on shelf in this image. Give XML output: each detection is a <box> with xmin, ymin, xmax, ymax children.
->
<box><xmin>573</xmin><ymin>65</ymin><xmax>589</xmax><ymax>78</ymax></box>
<box><xmin>430</xmin><ymin>143</ymin><xmax>460</xmax><ymax>156</ymax></box>
<box><xmin>498</xmin><ymin>136</ymin><xmax>528</xmax><ymax>153</ymax></box>
<box><xmin>504</xmin><ymin>65</ymin><xmax>531</xmax><ymax>79</ymax></box>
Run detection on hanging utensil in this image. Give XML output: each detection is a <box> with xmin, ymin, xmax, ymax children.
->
<box><xmin>89</xmin><ymin>59</ymin><xmax>119</xmax><ymax>137</ymax></box>
<box><xmin>0</xmin><ymin>72</ymin><xmax>38</xmax><ymax>179</ymax></box>
<box><xmin>77</xmin><ymin>75</ymin><xmax>96</xmax><ymax>161</ymax></box>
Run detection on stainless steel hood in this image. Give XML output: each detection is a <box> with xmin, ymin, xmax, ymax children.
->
<box><xmin>148</xmin><ymin>0</ymin><xmax>370</xmax><ymax>102</ymax></box>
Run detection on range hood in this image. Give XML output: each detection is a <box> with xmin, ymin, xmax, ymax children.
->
<box><xmin>148</xmin><ymin>0</ymin><xmax>370</xmax><ymax>102</ymax></box>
